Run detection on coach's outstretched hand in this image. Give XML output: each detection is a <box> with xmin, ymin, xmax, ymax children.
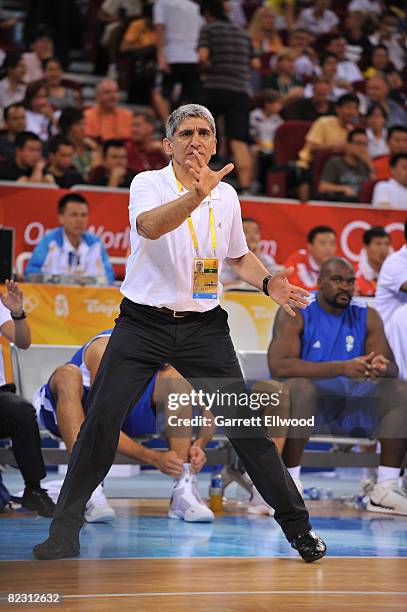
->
<box><xmin>267</xmin><ymin>267</ymin><xmax>310</xmax><ymax>317</ymax></box>
<box><xmin>186</xmin><ymin>149</ymin><xmax>234</xmax><ymax>199</ymax></box>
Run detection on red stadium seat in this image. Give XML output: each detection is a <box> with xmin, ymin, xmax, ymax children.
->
<box><xmin>313</xmin><ymin>149</ymin><xmax>340</xmax><ymax>195</ymax></box>
<box><xmin>359</xmin><ymin>179</ymin><xmax>380</xmax><ymax>204</ymax></box>
<box><xmin>273</xmin><ymin>121</ymin><xmax>312</xmax><ymax>166</ymax></box>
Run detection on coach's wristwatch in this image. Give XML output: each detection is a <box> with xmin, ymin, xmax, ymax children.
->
<box><xmin>262</xmin><ymin>275</ymin><xmax>273</xmax><ymax>296</ymax></box>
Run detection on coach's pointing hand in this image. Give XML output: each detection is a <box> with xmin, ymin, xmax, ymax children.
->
<box><xmin>186</xmin><ymin>149</ymin><xmax>234</xmax><ymax>199</ymax></box>
<box><xmin>267</xmin><ymin>267</ymin><xmax>310</xmax><ymax>317</ymax></box>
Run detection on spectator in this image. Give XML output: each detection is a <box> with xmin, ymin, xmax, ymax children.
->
<box><xmin>125</xmin><ymin>109</ymin><xmax>168</xmax><ymax>174</ymax></box>
<box><xmin>43</xmin><ymin>58</ymin><xmax>80</xmax><ymax>110</ymax></box>
<box><xmin>250</xmin><ymin>90</ymin><xmax>283</xmax><ymax>192</ymax></box>
<box><xmin>318</xmin><ymin>128</ymin><xmax>375</xmax><ymax>202</ymax></box>
<box><xmin>45</xmin><ymin>135</ymin><xmax>84</xmax><ymax>188</ymax></box>
<box><xmin>298</xmin><ymin>93</ymin><xmax>360</xmax><ymax>170</ymax></box>
<box><xmin>58</xmin><ymin>107</ymin><xmax>100</xmax><ymax>180</ymax></box>
<box><xmin>304</xmin><ymin>52</ymin><xmax>349</xmax><ymax>101</ymax></box>
<box><xmin>0</xmin><ymin>104</ymin><xmax>26</xmax><ymax>162</ymax></box>
<box><xmin>98</xmin><ymin>0</ymin><xmax>142</xmax><ymax>78</ymax></box>
<box><xmin>0</xmin><ymin>131</ymin><xmax>53</xmax><ymax>183</ymax></box>
<box><xmin>0</xmin><ymin>280</ymin><xmax>56</xmax><ymax>518</ymax></box>
<box><xmin>119</xmin><ymin>4</ymin><xmax>157</xmax><ymax>105</ymax></box>
<box><xmin>285</xmin><ymin>225</ymin><xmax>337</xmax><ymax>290</ymax></box>
<box><xmin>23</xmin><ymin>79</ymin><xmax>58</xmax><ymax>143</ymax></box>
<box><xmin>365</xmin><ymin>103</ymin><xmax>389</xmax><ymax>159</ymax></box>
<box><xmin>343</xmin><ymin>10</ymin><xmax>372</xmax><ymax>65</ymax></box>
<box><xmin>268</xmin><ymin>256</ymin><xmax>407</xmax><ymax>516</ymax></box>
<box><xmin>90</xmin><ymin>139</ymin><xmax>134</xmax><ymax>188</ymax></box>
<box><xmin>24</xmin><ymin>193</ymin><xmax>115</xmax><ymax>285</ymax></box>
<box><xmin>372</xmin><ymin>154</ymin><xmax>407</xmax><ymax>210</ymax></box>
<box><xmin>248</xmin><ymin>6</ymin><xmax>284</xmax><ymax>55</ymax></box>
<box><xmin>292</xmin><ymin>77</ymin><xmax>336</xmax><ymax>120</ymax></box>
<box><xmin>0</xmin><ymin>53</ymin><xmax>26</xmax><ymax>122</ymax></box>
<box><xmin>221</xmin><ymin>217</ymin><xmax>281</xmax><ymax>286</ymax></box>
<box><xmin>373</xmin><ymin>125</ymin><xmax>407</xmax><ymax>180</ymax></box>
<box><xmin>364</xmin><ymin>45</ymin><xmax>393</xmax><ymax>78</ymax></box>
<box><xmin>296</xmin><ymin>0</ymin><xmax>339</xmax><ymax>36</ymax></box>
<box><xmin>375</xmin><ymin>219</ymin><xmax>407</xmax><ymax>380</ymax></box>
<box><xmin>84</xmin><ymin>79</ymin><xmax>133</xmax><ymax>141</ymax></box>
<box><xmin>153</xmin><ymin>0</ymin><xmax>201</xmax><ymax>120</ymax></box>
<box><xmin>23</xmin><ymin>27</ymin><xmax>54</xmax><ymax>83</ymax></box>
<box><xmin>355</xmin><ymin>226</ymin><xmax>391</xmax><ymax>296</ymax></box>
<box><xmin>365</xmin><ymin>75</ymin><xmax>407</xmax><ymax>128</ymax></box>
<box><xmin>289</xmin><ymin>29</ymin><xmax>319</xmax><ymax>82</ymax></box>
<box><xmin>263</xmin><ymin>49</ymin><xmax>304</xmax><ymax>101</ymax></box>
<box><xmin>199</xmin><ymin>0</ymin><xmax>259</xmax><ymax>192</ymax></box>
<box><xmin>369</xmin><ymin>12</ymin><xmax>407</xmax><ymax>72</ymax></box>
<box><xmin>325</xmin><ymin>35</ymin><xmax>363</xmax><ymax>84</ymax></box>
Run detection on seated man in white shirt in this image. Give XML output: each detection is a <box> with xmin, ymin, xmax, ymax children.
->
<box><xmin>375</xmin><ymin>220</ymin><xmax>407</xmax><ymax>380</ymax></box>
<box><xmin>372</xmin><ymin>154</ymin><xmax>407</xmax><ymax>210</ymax></box>
<box><xmin>24</xmin><ymin>193</ymin><xmax>115</xmax><ymax>285</ymax></box>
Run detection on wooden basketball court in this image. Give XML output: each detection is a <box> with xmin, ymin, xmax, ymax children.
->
<box><xmin>1</xmin><ymin>499</ymin><xmax>407</xmax><ymax>611</ymax></box>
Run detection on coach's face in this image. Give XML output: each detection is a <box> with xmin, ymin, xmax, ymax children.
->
<box><xmin>163</xmin><ymin>117</ymin><xmax>217</xmax><ymax>169</ymax></box>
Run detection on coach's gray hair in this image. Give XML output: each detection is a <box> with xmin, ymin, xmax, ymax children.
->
<box><xmin>166</xmin><ymin>104</ymin><xmax>216</xmax><ymax>139</ymax></box>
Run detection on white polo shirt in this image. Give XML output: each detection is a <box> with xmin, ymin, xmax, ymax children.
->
<box><xmin>372</xmin><ymin>178</ymin><xmax>407</xmax><ymax>210</ymax></box>
<box><xmin>0</xmin><ymin>301</ymin><xmax>12</xmax><ymax>386</ymax></box>
<box><xmin>375</xmin><ymin>245</ymin><xmax>407</xmax><ymax>328</ymax></box>
<box><xmin>121</xmin><ymin>163</ymin><xmax>249</xmax><ymax>312</ymax></box>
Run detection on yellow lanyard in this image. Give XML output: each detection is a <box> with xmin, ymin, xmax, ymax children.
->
<box><xmin>175</xmin><ymin>175</ymin><xmax>217</xmax><ymax>256</ymax></box>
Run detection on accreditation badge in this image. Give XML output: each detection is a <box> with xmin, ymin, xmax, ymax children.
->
<box><xmin>192</xmin><ymin>258</ymin><xmax>218</xmax><ymax>299</ymax></box>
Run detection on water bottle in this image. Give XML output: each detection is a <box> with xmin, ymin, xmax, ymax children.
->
<box><xmin>209</xmin><ymin>466</ymin><xmax>224</xmax><ymax>514</ymax></box>
<box><xmin>304</xmin><ymin>486</ymin><xmax>321</xmax><ymax>500</ymax></box>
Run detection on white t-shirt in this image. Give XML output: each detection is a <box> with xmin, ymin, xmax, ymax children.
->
<box><xmin>337</xmin><ymin>60</ymin><xmax>363</xmax><ymax>83</ymax></box>
<box><xmin>372</xmin><ymin>178</ymin><xmax>407</xmax><ymax>210</ymax></box>
<box><xmin>0</xmin><ymin>301</ymin><xmax>12</xmax><ymax>386</ymax></box>
<box><xmin>101</xmin><ymin>0</ymin><xmax>141</xmax><ymax>17</ymax></box>
<box><xmin>153</xmin><ymin>0</ymin><xmax>200</xmax><ymax>64</ymax></box>
<box><xmin>375</xmin><ymin>245</ymin><xmax>407</xmax><ymax>329</ymax></box>
<box><xmin>296</xmin><ymin>8</ymin><xmax>339</xmax><ymax>35</ymax></box>
<box><xmin>348</xmin><ymin>0</ymin><xmax>382</xmax><ymax>14</ymax></box>
<box><xmin>366</xmin><ymin>127</ymin><xmax>389</xmax><ymax>159</ymax></box>
<box><xmin>121</xmin><ymin>163</ymin><xmax>249</xmax><ymax>311</ymax></box>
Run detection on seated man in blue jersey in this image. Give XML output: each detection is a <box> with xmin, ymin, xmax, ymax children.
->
<box><xmin>267</xmin><ymin>257</ymin><xmax>407</xmax><ymax>516</ymax></box>
<box><xmin>33</xmin><ymin>330</ymin><xmax>215</xmax><ymax>524</ymax></box>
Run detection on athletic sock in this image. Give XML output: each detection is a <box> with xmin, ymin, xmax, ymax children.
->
<box><xmin>287</xmin><ymin>466</ymin><xmax>301</xmax><ymax>481</ymax></box>
<box><xmin>377</xmin><ymin>466</ymin><xmax>400</xmax><ymax>484</ymax></box>
<box><xmin>362</xmin><ymin>467</ymin><xmax>377</xmax><ymax>481</ymax></box>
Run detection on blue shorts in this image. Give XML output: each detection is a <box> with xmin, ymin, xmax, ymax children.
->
<box><xmin>36</xmin><ymin>373</ymin><xmax>159</xmax><ymax>438</ymax></box>
<box><xmin>313</xmin><ymin>377</ymin><xmax>379</xmax><ymax>436</ymax></box>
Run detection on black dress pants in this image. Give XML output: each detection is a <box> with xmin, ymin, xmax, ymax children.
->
<box><xmin>50</xmin><ymin>300</ymin><xmax>311</xmax><ymax>540</ymax></box>
<box><xmin>0</xmin><ymin>391</ymin><xmax>46</xmax><ymax>483</ymax></box>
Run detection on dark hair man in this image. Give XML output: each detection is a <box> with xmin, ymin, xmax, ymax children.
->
<box><xmin>269</xmin><ymin>256</ymin><xmax>407</xmax><ymax>516</ymax></box>
<box><xmin>285</xmin><ymin>226</ymin><xmax>337</xmax><ymax>290</ymax></box>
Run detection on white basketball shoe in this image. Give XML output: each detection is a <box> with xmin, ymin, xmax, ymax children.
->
<box><xmin>366</xmin><ymin>479</ymin><xmax>407</xmax><ymax>516</ymax></box>
<box><xmin>168</xmin><ymin>465</ymin><xmax>214</xmax><ymax>523</ymax></box>
<box><xmin>248</xmin><ymin>478</ymin><xmax>304</xmax><ymax>516</ymax></box>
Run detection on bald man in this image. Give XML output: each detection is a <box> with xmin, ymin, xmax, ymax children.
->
<box><xmin>84</xmin><ymin>79</ymin><xmax>133</xmax><ymax>141</ymax></box>
<box><xmin>268</xmin><ymin>257</ymin><xmax>407</xmax><ymax>516</ymax></box>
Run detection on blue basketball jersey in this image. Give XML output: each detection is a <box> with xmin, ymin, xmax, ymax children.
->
<box><xmin>301</xmin><ymin>295</ymin><xmax>368</xmax><ymax>363</ymax></box>
<box><xmin>68</xmin><ymin>329</ymin><xmax>113</xmax><ymax>389</ymax></box>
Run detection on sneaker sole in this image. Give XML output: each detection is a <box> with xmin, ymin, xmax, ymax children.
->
<box><xmin>366</xmin><ymin>501</ymin><xmax>407</xmax><ymax>516</ymax></box>
<box><xmin>247</xmin><ymin>505</ymin><xmax>275</xmax><ymax>516</ymax></box>
<box><xmin>168</xmin><ymin>510</ymin><xmax>214</xmax><ymax>523</ymax></box>
<box><xmin>85</xmin><ymin>511</ymin><xmax>116</xmax><ymax>523</ymax></box>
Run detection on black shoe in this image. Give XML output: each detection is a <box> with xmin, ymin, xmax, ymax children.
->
<box><xmin>21</xmin><ymin>488</ymin><xmax>56</xmax><ymax>518</ymax></box>
<box><xmin>33</xmin><ymin>536</ymin><xmax>80</xmax><ymax>560</ymax></box>
<box><xmin>289</xmin><ymin>529</ymin><xmax>327</xmax><ymax>563</ymax></box>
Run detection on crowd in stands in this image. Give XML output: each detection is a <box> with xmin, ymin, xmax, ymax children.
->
<box><xmin>0</xmin><ymin>0</ymin><xmax>406</xmax><ymax>202</ymax></box>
